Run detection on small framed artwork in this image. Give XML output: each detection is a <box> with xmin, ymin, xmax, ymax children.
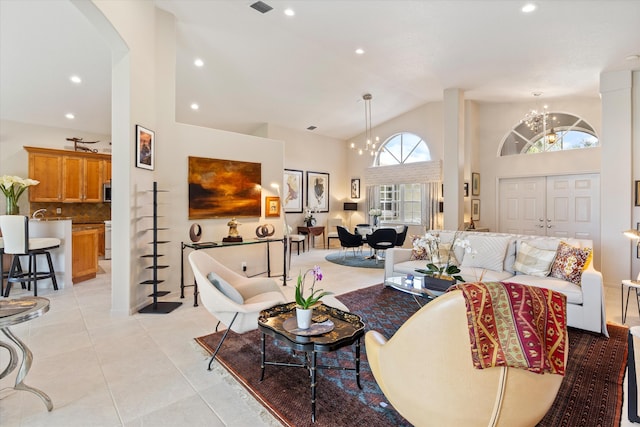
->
<box><xmin>463</xmin><ymin>182</ymin><xmax>469</xmax><ymax>197</ymax></box>
<box><xmin>307</xmin><ymin>171</ymin><xmax>330</xmax><ymax>212</ymax></box>
<box><xmin>265</xmin><ymin>196</ymin><xmax>280</xmax><ymax>217</ymax></box>
<box><xmin>351</xmin><ymin>178</ymin><xmax>360</xmax><ymax>199</ymax></box>
<box><xmin>136</xmin><ymin>125</ymin><xmax>154</xmax><ymax>170</ymax></box>
<box><xmin>471</xmin><ymin>199</ymin><xmax>480</xmax><ymax>221</ymax></box>
<box><xmin>635</xmin><ymin>180</ymin><xmax>640</xmax><ymax>206</ymax></box>
<box><xmin>472</xmin><ymin>172</ymin><xmax>480</xmax><ymax>196</ymax></box>
<box><xmin>283</xmin><ymin>169</ymin><xmax>303</xmax><ymax>213</ymax></box>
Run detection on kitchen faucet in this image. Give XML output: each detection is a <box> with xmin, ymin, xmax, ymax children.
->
<box><xmin>32</xmin><ymin>208</ymin><xmax>47</xmax><ymax>219</ymax></box>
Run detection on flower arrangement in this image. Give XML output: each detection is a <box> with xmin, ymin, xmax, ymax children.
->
<box><xmin>295</xmin><ymin>265</ymin><xmax>332</xmax><ymax>309</ymax></box>
<box><xmin>0</xmin><ymin>175</ymin><xmax>39</xmax><ymax>215</ymax></box>
<box><xmin>304</xmin><ymin>206</ymin><xmax>318</xmax><ymax>225</ymax></box>
<box><xmin>413</xmin><ymin>230</ymin><xmax>472</xmax><ymax>283</ymax></box>
<box><xmin>368</xmin><ymin>208</ymin><xmax>382</xmax><ymax>217</ymax></box>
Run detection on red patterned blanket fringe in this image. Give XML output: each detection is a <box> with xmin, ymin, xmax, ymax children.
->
<box><xmin>449</xmin><ymin>281</ymin><xmax>567</xmax><ymax>375</ymax></box>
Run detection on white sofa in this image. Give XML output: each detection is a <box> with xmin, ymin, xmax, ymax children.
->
<box><xmin>384</xmin><ymin>230</ymin><xmax>606</xmax><ymax>335</ymax></box>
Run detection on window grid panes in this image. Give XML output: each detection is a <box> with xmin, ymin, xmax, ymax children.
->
<box><xmin>376</xmin><ymin>133</ymin><xmax>430</xmax><ymax>166</ymax></box>
<box><xmin>378</xmin><ymin>183</ymin><xmax>422</xmax><ymax>224</ymax></box>
<box><xmin>500</xmin><ymin>112</ymin><xmax>599</xmax><ymax>156</ymax></box>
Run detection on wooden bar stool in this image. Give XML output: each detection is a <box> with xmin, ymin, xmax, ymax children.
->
<box><xmin>0</xmin><ymin>215</ymin><xmax>60</xmax><ymax>297</ymax></box>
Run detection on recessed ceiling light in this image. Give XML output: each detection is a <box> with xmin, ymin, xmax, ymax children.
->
<box><xmin>522</xmin><ymin>3</ymin><xmax>537</xmax><ymax>13</ymax></box>
<box><xmin>70</xmin><ymin>75</ymin><xmax>82</xmax><ymax>84</ymax></box>
<box><xmin>284</xmin><ymin>8</ymin><xmax>295</xmax><ymax>17</ymax></box>
<box><xmin>355</xmin><ymin>48</ymin><xmax>365</xmax><ymax>55</ymax></box>
<box><xmin>626</xmin><ymin>54</ymin><xmax>640</xmax><ymax>61</ymax></box>
<box><xmin>194</xmin><ymin>58</ymin><xmax>204</xmax><ymax>67</ymax></box>
<box><xmin>65</xmin><ymin>113</ymin><xmax>75</xmax><ymax>119</ymax></box>
<box><xmin>190</xmin><ymin>103</ymin><xmax>199</xmax><ymax>110</ymax></box>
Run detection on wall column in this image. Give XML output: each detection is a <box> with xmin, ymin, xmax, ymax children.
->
<box><xmin>442</xmin><ymin>88</ymin><xmax>465</xmax><ymax>229</ymax></box>
<box><xmin>600</xmin><ymin>70</ymin><xmax>634</xmax><ymax>286</ymax></box>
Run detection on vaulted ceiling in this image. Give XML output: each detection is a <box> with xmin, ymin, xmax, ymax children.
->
<box><xmin>1</xmin><ymin>0</ymin><xmax>639</xmax><ymax>140</ymax></box>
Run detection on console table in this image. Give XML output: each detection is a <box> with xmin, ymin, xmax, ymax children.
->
<box><xmin>180</xmin><ymin>238</ymin><xmax>286</xmax><ymax>306</ymax></box>
<box><xmin>0</xmin><ymin>297</ymin><xmax>53</xmax><ymax>411</ymax></box>
<box><xmin>297</xmin><ymin>226</ymin><xmax>325</xmax><ymax>249</ymax></box>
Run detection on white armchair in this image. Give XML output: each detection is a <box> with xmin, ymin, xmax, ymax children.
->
<box><xmin>188</xmin><ymin>250</ymin><xmax>286</xmax><ymax>370</ymax></box>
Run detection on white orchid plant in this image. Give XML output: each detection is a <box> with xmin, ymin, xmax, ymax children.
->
<box><xmin>413</xmin><ymin>230</ymin><xmax>473</xmax><ymax>283</ymax></box>
<box><xmin>0</xmin><ymin>175</ymin><xmax>40</xmax><ymax>204</ymax></box>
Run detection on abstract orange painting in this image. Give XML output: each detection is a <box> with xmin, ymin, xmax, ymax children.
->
<box><xmin>188</xmin><ymin>156</ymin><xmax>262</xmax><ymax>219</ymax></box>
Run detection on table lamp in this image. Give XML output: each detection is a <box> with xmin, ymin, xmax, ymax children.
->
<box><xmin>624</xmin><ymin>222</ymin><xmax>640</xmax><ymax>258</ymax></box>
<box><xmin>344</xmin><ymin>202</ymin><xmax>358</xmax><ymax>230</ymax></box>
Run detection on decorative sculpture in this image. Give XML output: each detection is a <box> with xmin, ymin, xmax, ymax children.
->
<box><xmin>223</xmin><ymin>217</ymin><xmax>243</xmax><ymax>242</ymax></box>
<box><xmin>255</xmin><ymin>224</ymin><xmax>275</xmax><ymax>239</ymax></box>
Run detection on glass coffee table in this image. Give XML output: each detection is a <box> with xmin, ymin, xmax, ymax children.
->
<box><xmin>258</xmin><ymin>302</ymin><xmax>365</xmax><ymax>423</ymax></box>
<box><xmin>384</xmin><ymin>275</ymin><xmax>453</xmax><ymax>299</ymax></box>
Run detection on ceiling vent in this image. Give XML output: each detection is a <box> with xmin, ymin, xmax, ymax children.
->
<box><xmin>250</xmin><ymin>1</ymin><xmax>273</xmax><ymax>14</ymax></box>
<box><xmin>306</xmin><ymin>126</ymin><xmax>317</xmax><ymax>131</ymax></box>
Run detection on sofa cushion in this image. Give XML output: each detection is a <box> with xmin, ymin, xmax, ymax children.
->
<box><xmin>394</xmin><ymin>260</ymin><xmax>431</xmax><ymax>276</ymax></box>
<box><xmin>461</xmin><ymin>235</ymin><xmax>511</xmax><ymax>272</ymax></box>
<box><xmin>513</xmin><ymin>240</ymin><xmax>558</xmax><ymax>277</ymax></box>
<box><xmin>207</xmin><ymin>271</ymin><xmax>244</xmax><ymax>304</ymax></box>
<box><xmin>459</xmin><ymin>267</ymin><xmax>514</xmax><ymax>283</ymax></box>
<box><xmin>549</xmin><ymin>241</ymin><xmax>592</xmax><ymax>285</ymax></box>
<box><xmin>505</xmin><ymin>275</ymin><xmax>583</xmax><ymax>305</ymax></box>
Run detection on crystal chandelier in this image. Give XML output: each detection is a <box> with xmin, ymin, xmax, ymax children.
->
<box><xmin>521</xmin><ymin>102</ymin><xmax>558</xmax><ymax>144</ymax></box>
<box><xmin>350</xmin><ymin>93</ymin><xmax>379</xmax><ymax>156</ymax></box>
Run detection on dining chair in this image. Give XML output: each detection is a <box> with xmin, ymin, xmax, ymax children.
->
<box><xmin>326</xmin><ymin>218</ymin><xmax>344</xmax><ymax>248</ymax></box>
<box><xmin>336</xmin><ymin>226</ymin><xmax>364</xmax><ymax>259</ymax></box>
<box><xmin>366</xmin><ymin>228</ymin><xmax>397</xmax><ymax>264</ymax></box>
<box><xmin>0</xmin><ymin>215</ymin><xmax>60</xmax><ymax>297</ymax></box>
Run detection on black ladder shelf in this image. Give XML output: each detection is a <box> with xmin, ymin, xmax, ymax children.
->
<box><xmin>139</xmin><ymin>181</ymin><xmax>182</xmax><ymax>314</ymax></box>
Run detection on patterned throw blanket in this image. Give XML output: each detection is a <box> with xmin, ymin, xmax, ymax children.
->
<box><xmin>448</xmin><ymin>281</ymin><xmax>567</xmax><ymax>375</ymax></box>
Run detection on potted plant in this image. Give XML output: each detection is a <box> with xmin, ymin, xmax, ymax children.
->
<box><xmin>413</xmin><ymin>230</ymin><xmax>473</xmax><ymax>287</ymax></box>
<box><xmin>295</xmin><ymin>266</ymin><xmax>332</xmax><ymax>329</ymax></box>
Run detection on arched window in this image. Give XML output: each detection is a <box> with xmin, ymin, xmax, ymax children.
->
<box><xmin>500</xmin><ymin>112</ymin><xmax>598</xmax><ymax>156</ymax></box>
<box><xmin>376</xmin><ymin>132</ymin><xmax>431</xmax><ymax>166</ymax></box>
<box><xmin>367</xmin><ymin>132</ymin><xmax>434</xmax><ymax>225</ymax></box>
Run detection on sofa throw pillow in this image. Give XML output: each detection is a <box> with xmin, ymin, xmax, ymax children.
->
<box><xmin>549</xmin><ymin>241</ymin><xmax>592</xmax><ymax>285</ymax></box>
<box><xmin>513</xmin><ymin>241</ymin><xmax>558</xmax><ymax>277</ymax></box>
<box><xmin>207</xmin><ymin>272</ymin><xmax>244</xmax><ymax>304</ymax></box>
<box><xmin>410</xmin><ymin>235</ymin><xmax>431</xmax><ymax>261</ymax></box>
<box><xmin>460</xmin><ymin>235</ymin><xmax>511</xmax><ymax>272</ymax></box>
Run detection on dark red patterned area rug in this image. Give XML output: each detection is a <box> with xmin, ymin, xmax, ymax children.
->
<box><xmin>195</xmin><ymin>285</ymin><xmax>627</xmax><ymax>427</ymax></box>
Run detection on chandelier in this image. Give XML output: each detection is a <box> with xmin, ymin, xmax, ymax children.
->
<box><xmin>350</xmin><ymin>93</ymin><xmax>379</xmax><ymax>156</ymax></box>
<box><xmin>521</xmin><ymin>97</ymin><xmax>558</xmax><ymax>144</ymax></box>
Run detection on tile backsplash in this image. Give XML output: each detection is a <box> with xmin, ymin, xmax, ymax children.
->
<box><xmin>30</xmin><ymin>202</ymin><xmax>111</xmax><ymax>223</ymax></box>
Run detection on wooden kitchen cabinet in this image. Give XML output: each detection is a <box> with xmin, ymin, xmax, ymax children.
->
<box><xmin>72</xmin><ymin>227</ymin><xmax>99</xmax><ymax>283</ymax></box>
<box><xmin>25</xmin><ymin>147</ymin><xmax>110</xmax><ymax>203</ymax></box>
<box><xmin>28</xmin><ymin>151</ymin><xmax>63</xmax><ymax>201</ymax></box>
<box><xmin>97</xmin><ymin>223</ymin><xmax>105</xmax><ymax>257</ymax></box>
<box><xmin>103</xmin><ymin>159</ymin><xmax>111</xmax><ymax>183</ymax></box>
<box><xmin>63</xmin><ymin>156</ymin><xmax>103</xmax><ymax>202</ymax></box>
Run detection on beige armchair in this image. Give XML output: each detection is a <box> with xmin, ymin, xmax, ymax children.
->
<box><xmin>188</xmin><ymin>250</ymin><xmax>286</xmax><ymax>370</ymax></box>
<box><xmin>365</xmin><ymin>289</ymin><xmax>565</xmax><ymax>427</ymax></box>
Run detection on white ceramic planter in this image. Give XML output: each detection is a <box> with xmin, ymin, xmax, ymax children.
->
<box><xmin>296</xmin><ymin>307</ymin><xmax>313</xmax><ymax>329</ymax></box>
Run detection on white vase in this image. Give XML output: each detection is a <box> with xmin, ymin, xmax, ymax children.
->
<box><xmin>296</xmin><ymin>307</ymin><xmax>313</xmax><ymax>330</ymax></box>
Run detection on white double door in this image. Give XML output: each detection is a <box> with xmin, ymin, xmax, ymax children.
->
<box><xmin>498</xmin><ymin>174</ymin><xmax>600</xmax><ymax>268</ymax></box>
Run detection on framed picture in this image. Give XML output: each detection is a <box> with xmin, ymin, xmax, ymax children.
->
<box><xmin>463</xmin><ymin>182</ymin><xmax>469</xmax><ymax>197</ymax></box>
<box><xmin>471</xmin><ymin>199</ymin><xmax>480</xmax><ymax>221</ymax></box>
<box><xmin>307</xmin><ymin>171</ymin><xmax>329</xmax><ymax>212</ymax></box>
<box><xmin>472</xmin><ymin>172</ymin><xmax>480</xmax><ymax>196</ymax></box>
<box><xmin>351</xmin><ymin>178</ymin><xmax>360</xmax><ymax>199</ymax></box>
<box><xmin>283</xmin><ymin>169</ymin><xmax>303</xmax><ymax>213</ymax></box>
<box><xmin>636</xmin><ymin>180</ymin><xmax>640</xmax><ymax>206</ymax></box>
<box><xmin>136</xmin><ymin>125</ymin><xmax>154</xmax><ymax>170</ymax></box>
<box><xmin>265</xmin><ymin>196</ymin><xmax>280</xmax><ymax>217</ymax></box>
<box><xmin>188</xmin><ymin>156</ymin><xmax>261</xmax><ymax>219</ymax></box>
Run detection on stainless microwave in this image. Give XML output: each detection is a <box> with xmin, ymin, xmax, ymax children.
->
<box><xmin>103</xmin><ymin>181</ymin><xmax>112</xmax><ymax>203</ymax></box>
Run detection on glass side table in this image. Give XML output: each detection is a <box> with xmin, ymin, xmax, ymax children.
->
<box><xmin>0</xmin><ymin>296</ymin><xmax>53</xmax><ymax>411</ymax></box>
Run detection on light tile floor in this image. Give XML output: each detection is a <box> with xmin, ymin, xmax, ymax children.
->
<box><xmin>0</xmin><ymin>250</ymin><xmax>638</xmax><ymax>426</ymax></box>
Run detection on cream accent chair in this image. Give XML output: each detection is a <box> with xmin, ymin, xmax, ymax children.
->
<box><xmin>326</xmin><ymin>217</ymin><xmax>344</xmax><ymax>248</ymax></box>
<box><xmin>365</xmin><ymin>290</ymin><xmax>566</xmax><ymax>427</ymax></box>
<box><xmin>188</xmin><ymin>250</ymin><xmax>286</xmax><ymax>370</ymax></box>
